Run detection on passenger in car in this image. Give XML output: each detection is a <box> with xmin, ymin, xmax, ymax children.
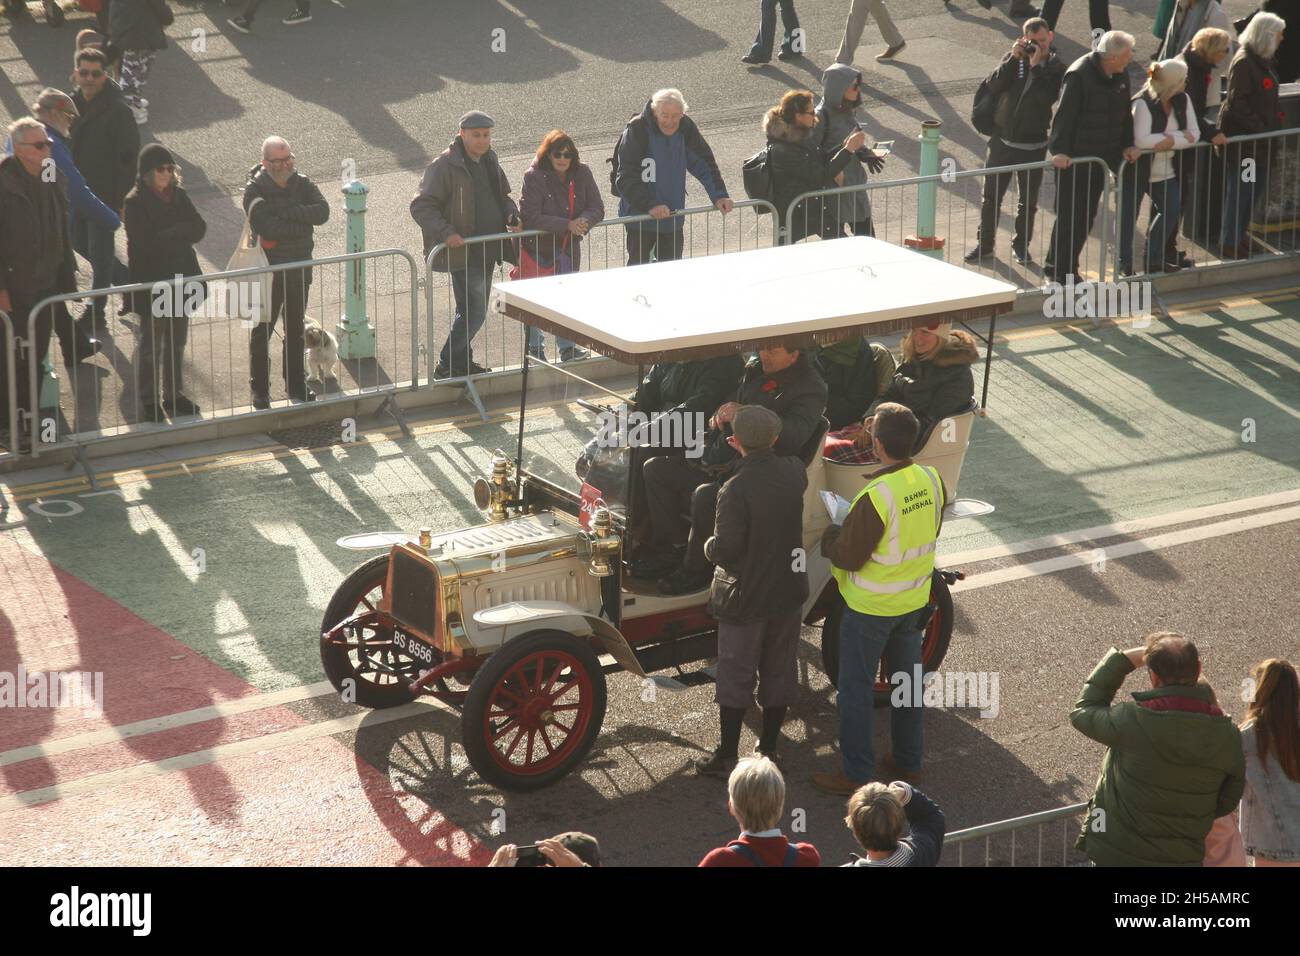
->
<box><xmin>814</xmin><ymin>335</ymin><xmax>896</xmax><ymax>430</ymax></box>
<box><xmin>823</xmin><ymin>323</ymin><xmax>977</xmax><ymax>466</ymax></box>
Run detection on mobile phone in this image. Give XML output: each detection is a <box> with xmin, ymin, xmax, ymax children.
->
<box><xmin>514</xmin><ymin>844</ymin><xmax>546</xmax><ymax>867</ymax></box>
<box><xmin>872</xmin><ymin>140</ymin><xmax>894</xmax><ymax>156</ymax></box>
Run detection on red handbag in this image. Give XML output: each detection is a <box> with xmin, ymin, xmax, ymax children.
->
<box><xmin>511</xmin><ymin>180</ymin><xmax>576</xmax><ymax>280</ymax></box>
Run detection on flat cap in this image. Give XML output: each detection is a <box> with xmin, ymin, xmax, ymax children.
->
<box><xmin>31</xmin><ymin>88</ymin><xmax>77</xmax><ymax>119</ymax></box>
<box><xmin>732</xmin><ymin>405</ymin><xmax>782</xmax><ymax>452</ymax></box>
<box><xmin>458</xmin><ymin>110</ymin><xmax>495</xmax><ymax>130</ymax></box>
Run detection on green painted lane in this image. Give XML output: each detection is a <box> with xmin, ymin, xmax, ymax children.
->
<box><xmin>5</xmin><ymin>299</ymin><xmax>1298</xmax><ymax>694</ymax></box>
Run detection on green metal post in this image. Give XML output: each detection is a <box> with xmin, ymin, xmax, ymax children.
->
<box><xmin>337</xmin><ymin>179</ymin><xmax>376</xmax><ymax>360</ymax></box>
<box><xmin>905</xmin><ymin>119</ymin><xmax>946</xmax><ymax>260</ymax></box>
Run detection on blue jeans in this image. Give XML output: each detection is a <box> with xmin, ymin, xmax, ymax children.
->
<box><xmin>72</xmin><ymin>217</ymin><xmax>128</xmax><ymax>327</ymax></box>
<box><xmin>1220</xmin><ymin>165</ymin><xmax>1256</xmax><ymax>249</ymax></box>
<box><xmin>750</xmin><ymin>0</ymin><xmax>800</xmax><ymax>58</ymax></box>
<box><xmin>438</xmin><ymin>257</ymin><xmax>494</xmax><ymax>372</ymax></box>
<box><xmin>838</xmin><ymin>604</ymin><xmax>927</xmax><ymax>782</ymax></box>
<box><xmin>1120</xmin><ymin>174</ymin><xmax>1180</xmax><ymax>271</ymax></box>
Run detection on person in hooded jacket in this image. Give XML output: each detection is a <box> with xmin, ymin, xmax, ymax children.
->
<box><xmin>813</xmin><ymin>65</ymin><xmax>887</xmax><ymax>237</ymax></box>
<box><xmin>764</xmin><ymin>90</ymin><xmax>864</xmax><ymax>242</ymax></box>
<box><xmin>243</xmin><ymin>135</ymin><xmax>330</xmax><ymax>407</ymax></box>
<box><xmin>815</xmin><ymin>337</ymin><xmax>895</xmax><ymax>431</ymax></box>
<box><xmin>518</xmin><ymin>130</ymin><xmax>604</xmax><ymax>362</ymax></box>
<box><xmin>124</xmin><ymin>143</ymin><xmax>205</xmax><ymax>423</ymax></box>
<box><xmin>824</xmin><ymin>323</ymin><xmax>978</xmax><ymax>465</ymax></box>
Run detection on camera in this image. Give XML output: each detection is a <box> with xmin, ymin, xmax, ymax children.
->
<box><xmin>1023</xmin><ymin>40</ymin><xmax>1038</xmax><ymax>56</ymax></box>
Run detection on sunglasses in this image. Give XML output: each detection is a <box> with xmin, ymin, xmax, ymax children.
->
<box><xmin>265</xmin><ymin>156</ymin><xmax>294</xmax><ymax>166</ymax></box>
<box><xmin>550</xmin><ymin>150</ymin><xmax>575</xmax><ymax>159</ymax></box>
<box><xmin>155</xmin><ymin>164</ymin><xmax>179</xmax><ymax>174</ymax></box>
<box><xmin>77</xmin><ymin>69</ymin><xmax>105</xmax><ymax>78</ymax></box>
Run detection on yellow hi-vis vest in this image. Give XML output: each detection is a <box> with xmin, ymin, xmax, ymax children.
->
<box><xmin>832</xmin><ymin>463</ymin><xmax>944</xmax><ymax>616</ymax></box>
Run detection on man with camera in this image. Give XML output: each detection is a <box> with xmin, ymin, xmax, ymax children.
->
<box><xmin>966</xmin><ymin>18</ymin><xmax>1065</xmax><ymax>266</ymax></box>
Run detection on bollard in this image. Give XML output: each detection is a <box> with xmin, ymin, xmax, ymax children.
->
<box><xmin>905</xmin><ymin>119</ymin><xmax>946</xmax><ymax>260</ymax></box>
<box><xmin>337</xmin><ymin>179</ymin><xmax>376</xmax><ymax>360</ymax></box>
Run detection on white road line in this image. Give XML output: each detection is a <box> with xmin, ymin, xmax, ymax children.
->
<box><xmin>0</xmin><ymin>679</ymin><xmax>338</xmax><ymax>768</ymax></box>
<box><xmin>0</xmin><ymin>698</ymin><xmax>443</xmax><ymax>815</ymax></box>
<box><xmin>941</xmin><ymin>488</ymin><xmax>1300</xmax><ymax>568</ymax></box>
<box><xmin>952</xmin><ymin>505</ymin><xmax>1300</xmax><ymax>594</ymax></box>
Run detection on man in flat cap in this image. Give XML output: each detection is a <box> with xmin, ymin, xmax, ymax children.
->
<box><xmin>694</xmin><ymin>404</ymin><xmax>810</xmax><ymax>777</ymax></box>
<box><xmin>411</xmin><ymin>110</ymin><xmax>521</xmax><ymax>379</ymax></box>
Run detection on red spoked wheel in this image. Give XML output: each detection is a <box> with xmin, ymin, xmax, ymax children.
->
<box><xmin>820</xmin><ymin>570</ymin><xmax>955</xmax><ymax>706</ymax></box>
<box><xmin>462</xmin><ymin>630</ymin><xmax>607</xmax><ymax>791</ymax></box>
<box><xmin>320</xmin><ymin>554</ymin><xmax>446</xmax><ymax>709</ymax></box>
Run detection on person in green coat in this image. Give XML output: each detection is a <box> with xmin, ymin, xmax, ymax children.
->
<box><xmin>814</xmin><ymin>336</ymin><xmax>895</xmax><ymax>430</ymax></box>
<box><xmin>1071</xmin><ymin>633</ymin><xmax>1245</xmax><ymax>867</ymax></box>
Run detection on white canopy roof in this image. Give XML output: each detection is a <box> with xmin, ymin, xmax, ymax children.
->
<box><xmin>496</xmin><ymin>236</ymin><xmax>1017</xmax><ymax>362</ymax></box>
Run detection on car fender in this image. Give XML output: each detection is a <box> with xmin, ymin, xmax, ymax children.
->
<box><xmin>471</xmin><ymin>601</ymin><xmax>646</xmax><ymax>678</ymax></box>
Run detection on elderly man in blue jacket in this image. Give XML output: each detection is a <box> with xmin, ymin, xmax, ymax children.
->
<box><xmin>614</xmin><ymin>89</ymin><xmax>732</xmax><ymax>266</ymax></box>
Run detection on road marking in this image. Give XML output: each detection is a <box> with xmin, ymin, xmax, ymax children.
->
<box><xmin>941</xmin><ymin>488</ymin><xmax>1300</xmax><ymax>568</ymax></box>
<box><xmin>0</xmin><ymin>680</ymin><xmax>338</xmax><ymax>769</ymax></box>
<box><xmin>952</xmin><ymin>505</ymin><xmax>1300</xmax><ymax>594</ymax></box>
<box><xmin>0</xmin><ymin>697</ymin><xmax>444</xmax><ymax>814</ymax></box>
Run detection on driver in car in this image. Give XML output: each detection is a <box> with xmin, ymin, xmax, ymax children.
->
<box><xmin>635</xmin><ymin>343</ymin><xmax>827</xmax><ymax>596</ymax></box>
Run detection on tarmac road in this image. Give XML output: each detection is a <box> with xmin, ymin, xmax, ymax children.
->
<box><xmin>0</xmin><ymin>285</ymin><xmax>1296</xmax><ymax>866</ymax></box>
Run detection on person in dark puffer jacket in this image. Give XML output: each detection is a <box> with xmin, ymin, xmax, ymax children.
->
<box><xmin>1045</xmin><ymin>31</ymin><xmax>1141</xmax><ymax>285</ymax></box>
<box><xmin>763</xmin><ymin>89</ymin><xmax>863</xmax><ymax>242</ymax></box>
<box><xmin>824</xmin><ymin>323</ymin><xmax>977</xmax><ymax>465</ymax></box>
<box><xmin>242</xmin><ymin>135</ymin><xmax>330</xmax><ymax>408</ymax></box>
<box><xmin>1217</xmin><ymin>13</ymin><xmax>1286</xmax><ymax>259</ymax></box>
<box><xmin>815</xmin><ymin>337</ymin><xmax>895</xmax><ymax>430</ymax></box>
<box><xmin>124</xmin><ymin>142</ymin><xmax>205</xmax><ymax>423</ymax></box>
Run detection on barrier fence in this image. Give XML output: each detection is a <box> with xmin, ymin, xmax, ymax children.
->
<box><xmin>17</xmin><ymin>249</ymin><xmax>420</xmax><ymax>460</ymax></box>
<box><xmin>3</xmin><ymin>134</ymin><xmax>1298</xmax><ymax>465</ymax></box>
<box><xmin>942</xmin><ymin>801</ymin><xmax>1090</xmax><ymax>867</ymax></box>
<box><xmin>1114</xmin><ymin>127</ymin><xmax>1300</xmax><ymax>281</ymax></box>
<box><xmin>786</xmin><ymin>156</ymin><xmax>1115</xmax><ymax>291</ymax></box>
<box><xmin>0</xmin><ymin>310</ymin><xmax>16</xmax><ymax>463</ymax></box>
<box><xmin>422</xmin><ymin>201</ymin><xmax>779</xmax><ymax>415</ymax></box>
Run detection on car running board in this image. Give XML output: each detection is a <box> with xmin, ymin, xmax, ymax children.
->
<box><xmin>646</xmin><ymin>661</ymin><xmax>718</xmax><ymax>692</ymax></box>
<box><xmin>944</xmin><ymin>498</ymin><xmax>995</xmax><ymax>520</ymax></box>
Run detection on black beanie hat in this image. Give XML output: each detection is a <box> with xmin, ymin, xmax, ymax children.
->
<box><xmin>137</xmin><ymin>143</ymin><xmax>174</xmax><ymax>178</ymax></box>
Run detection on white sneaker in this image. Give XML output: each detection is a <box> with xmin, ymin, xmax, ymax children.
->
<box><xmin>131</xmin><ymin>105</ymin><xmax>148</xmax><ymax>125</ymax></box>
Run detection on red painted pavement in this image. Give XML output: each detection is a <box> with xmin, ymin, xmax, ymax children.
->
<box><xmin>0</xmin><ymin>535</ymin><xmax>486</xmax><ymax>865</ymax></box>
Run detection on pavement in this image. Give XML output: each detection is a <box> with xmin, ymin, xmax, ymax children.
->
<box><xmin>1</xmin><ymin>279</ymin><xmax>1296</xmax><ymax>866</ymax></box>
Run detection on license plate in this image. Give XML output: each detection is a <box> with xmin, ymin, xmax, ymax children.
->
<box><xmin>392</xmin><ymin>629</ymin><xmax>436</xmax><ymax>666</ymax></box>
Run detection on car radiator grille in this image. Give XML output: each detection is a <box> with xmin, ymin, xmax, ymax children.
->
<box><xmin>389</xmin><ymin>549</ymin><xmax>439</xmax><ymax>639</ymax></box>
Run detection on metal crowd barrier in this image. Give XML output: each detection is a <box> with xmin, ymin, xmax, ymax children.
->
<box><xmin>423</xmin><ymin>200</ymin><xmax>779</xmax><ymax>417</ymax></box>
<box><xmin>1114</xmin><ymin>126</ymin><xmax>1300</xmax><ymax>281</ymax></box>
<box><xmin>20</xmin><ymin>248</ymin><xmax>421</xmax><ymax>461</ymax></box>
<box><xmin>0</xmin><ymin>310</ymin><xmax>17</xmax><ymax>462</ymax></box>
<box><xmin>785</xmin><ymin>156</ymin><xmax>1114</xmax><ymax>291</ymax></box>
<box><xmin>942</xmin><ymin>801</ymin><xmax>1090</xmax><ymax>867</ymax></box>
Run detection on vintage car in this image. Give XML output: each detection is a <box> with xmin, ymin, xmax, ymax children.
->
<box><xmin>320</xmin><ymin>237</ymin><xmax>1016</xmax><ymax>791</ymax></box>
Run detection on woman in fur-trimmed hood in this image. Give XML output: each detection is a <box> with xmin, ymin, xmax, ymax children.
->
<box><xmin>763</xmin><ymin>89</ymin><xmax>864</xmax><ymax>242</ymax></box>
<box><xmin>824</xmin><ymin>323</ymin><xmax>979</xmax><ymax>464</ymax></box>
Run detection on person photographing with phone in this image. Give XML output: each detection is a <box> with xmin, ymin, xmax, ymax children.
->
<box><xmin>487</xmin><ymin>832</ymin><xmax>601</xmax><ymax>867</ymax></box>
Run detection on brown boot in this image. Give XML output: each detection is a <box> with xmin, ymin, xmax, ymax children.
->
<box><xmin>811</xmin><ymin>769</ymin><xmax>867</xmax><ymax>796</ymax></box>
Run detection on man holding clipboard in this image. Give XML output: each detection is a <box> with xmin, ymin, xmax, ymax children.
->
<box><xmin>812</xmin><ymin>403</ymin><xmax>948</xmax><ymax>796</ymax></box>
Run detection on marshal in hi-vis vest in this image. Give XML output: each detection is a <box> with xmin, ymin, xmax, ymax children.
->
<box><xmin>833</xmin><ymin>464</ymin><xmax>945</xmax><ymax>616</ymax></box>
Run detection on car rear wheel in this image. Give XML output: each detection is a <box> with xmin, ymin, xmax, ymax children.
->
<box><xmin>462</xmin><ymin>630</ymin><xmax>607</xmax><ymax>792</ymax></box>
<box><xmin>820</xmin><ymin>571</ymin><xmax>955</xmax><ymax>706</ymax></box>
<box><xmin>320</xmin><ymin>554</ymin><xmax>441</xmax><ymax>709</ymax></box>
